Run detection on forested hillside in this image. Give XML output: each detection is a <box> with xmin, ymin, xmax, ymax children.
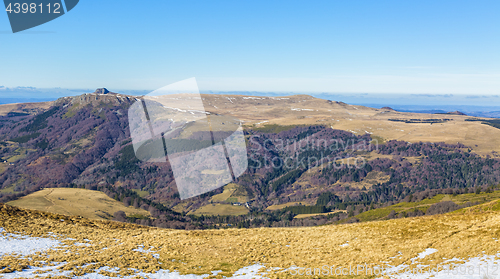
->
<box><xmin>1</xmin><ymin>93</ymin><xmax>500</xmax><ymax>229</ymax></box>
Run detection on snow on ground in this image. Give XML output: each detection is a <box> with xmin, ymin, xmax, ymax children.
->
<box><xmin>8</xmin><ymin>226</ymin><xmax>499</xmax><ymax>279</ymax></box>
<box><xmin>242</xmin><ymin>97</ymin><xmax>265</xmax><ymax>100</ymax></box>
<box><xmin>0</xmin><ymin>228</ymin><xmax>268</xmax><ymax>278</ymax></box>
<box><xmin>226</xmin><ymin>264</ymin><xmax>266</xmax><ymax>279</ymax></box>
<box><xmin>1</xmin><ymin>264</ymin><xmax>267</xmax><ymax>279</ymax></box>
<box><xmin>379</xmin><ymin>249</ymin><xmax>500</xmax><ymax>279</ymax></box>
<box><xmin>133</xmin><ymin>244</ymin><xmax>160</xmax><ymax>259</ymax></box>
<box><xmin>0</xmin><ymin>228</ymin><xmax>61</xmax><ymax>257</ymax></box>
<box><xmin>415</xmin><ymin>248</ymin><xmax>438</xmax><ymax>261</ymax></box>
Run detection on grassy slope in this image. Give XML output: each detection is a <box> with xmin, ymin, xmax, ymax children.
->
<box><xmin>355</xmin><ymin>191</ymin><xmax>500</xmax><ymax>222</ymax></box>
<box><xmin>0</xmin><ymin>141</ymin><xmax>35</xmax><ymax>164</ymax></box>
<box><xmin>266</xmin><ymin>201</ymin><xmax>313</xmax><ymax>211</ymax></box>
<box><xmin>0</xmin><ymin>101</ymin><xmax>53</xmax><ymax>116</ymax></box>
<box><xmin>174</xmin><ymin>183</ymin><xmax>250</xmax><ymax>215</ymax></box>
<box><xmin>131</xmin><ymin>189</ymin><xmax>149</xmax><ymax>198</ymax></box>
<box><xmin>190</xmin><ymin>203</ymin><xmax>249</xmax><ymax>216</ymax></box>
<box><xmin>1</xmin><ymin>202</ymin><xmax>500</xmax><ymax>278</ymax></box>
<box><xmin>209</xmin><ymin>183</ymin><xmax>248</xmax><ymax>203</ymax></box>
<box><xmin>6</xmin><ymin>188</ymin><xmax>150</xmax><ymax>220</ymax></box>
<box><xmin>294</xmin><ymin>210</ymin><xmax>346</xmax><ymax>219</ymax></box>
<box><xmin>199</xmin><ymin>94</ymin><xmax>500</xmax><ymax>155</ymax></box>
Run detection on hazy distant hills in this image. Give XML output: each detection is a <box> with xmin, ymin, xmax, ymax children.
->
<box><xmin>363</xmin><ymin>104</ymin><xmax>500</xmax><ymax>118</ymax></box>
<box><xmin>2</xmin><ymin>87</ymin><xmax>500</xmax><ymax>117</ymax></box>
<box><xmin>397</xmin><ymin>109</ymin><xmax>500</xmax><ymax>118</ymax></box>
<box><xmin>0</xmin><ymin>98</ymin><xmax>56</xmax><ymax>105</ymax></box>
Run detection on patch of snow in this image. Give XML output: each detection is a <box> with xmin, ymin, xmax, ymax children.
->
<box><xmin>0</xmin><ymin>228</ymin><xmax>61</xmax><ymax>257</ymax></box>
<box><xmin>0</xmin><ymin>228</ymin><xmax>271</xmax><ymax>278</ymax></box>
<box><xmin>133</xmin><ymin>245</ymin><xmax>160</xmax><ymax>259</ymax></box>
<box><xmin>0</xmin><ymin>263</ymin><xmax>269</xmax><ymax>279</ymax></box>
<box><xmin>380</xmin><ymin>251</ymin><xmax>500</xmax><ymax>279</ymax></box>
<box><xmin>415</xmin><ymin>248</ymin><xmax>438</xmax><ymax>260</ymax></box>
<box><xmin>340</xmin><ymin>241</ymin><xmax>349</xmax><ymax>247</ymax></box>
<box><xmin>74</xmin><ymin>242</ymin><xmax>92</xmax><ymax>247</ymax></box>
<box><xmin>231</xmin><ymin>264</ymin><xmax>266</xmax><ymax>278</ymax></box>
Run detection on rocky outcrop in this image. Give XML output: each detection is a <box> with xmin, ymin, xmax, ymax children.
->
<box><xmin>94</xmin><ymin>88</ymin><xmax>110</xmax><ymax>94</ymax></box>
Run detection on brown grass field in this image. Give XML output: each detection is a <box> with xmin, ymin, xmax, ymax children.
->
<box><xmin>190</xmin><ymin>203</ymin><xmax>249</xmax><ymax>216</ymax></box>
<box><xmin>1</xmin><ymin>201</ymin><xmax>500</xmax><ymax>278</ymax></box>
<box><xmin>294</xmin><ymin>210</ymin><xmax>347</xmax><ymax>219</ymax></box>
<box><xmin>199</xmin><ymin>94</ymin><xmax>500</xmax><ymax>156</ymax></box>
<box><xmin>266</xmin><ymin>201</ymin><xmax>313</xmax><ymax>211</ymax></box>
<box><xmin>0</xmin><ymin>101</ymin><xmax>53</xmax><ymax>116</ymax></box>
<box><xmin>6</xmin><ymin>188</ymin><xmax>150</xmax><ymax>220</ymax></box>
<box><xmin>209</xmin><ymin>183</ymin><xmax>249</xmax><ymax>203</ymax></box>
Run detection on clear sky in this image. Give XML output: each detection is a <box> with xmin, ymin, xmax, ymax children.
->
<box><xmin>0</xmin><ymin>0</ymin><xmax>499</xmax><ymax>95</ymax></box>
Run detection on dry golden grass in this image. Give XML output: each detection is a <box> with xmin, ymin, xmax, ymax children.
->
<box><xmin>284</xmin><ymin>151</ymin><xmax>394</xmax><ymax>193</ymax></box>
<box><xmin>0</xmin><ymin>163</ymin><xmax>7</xmax><ymax>175</ymax></box>
<box><xmin>171</xmin><ymin>202</ymin><xmax>190</xmax><ymax>213</ymax></box>
<box><xmin>1</xmin><ymin>202</ymin><xmax>500</xmax><ymax>278</ymax></box>
<box><xmin>294</xmin><ymin>210</ymin><xmax>347</xmax><ymax>219</ymax></box>
<box><xmin>199</xmin><ymin>94</ymin><xmax>500</xmax><ymax>156</ymax></box>
<box><xmin>352</xmin><ymin>150</ymin><xmax>421</xmax><ymax>165</ymax></box>
<box><xmin>190</xmin><ymin>203</ymin><xmax>249</xmax><ymax>216</ymax></box>
<box><xmin>209</xmin><ymin>183</ymin><xmax>247</xmax><ymax>203</ymax></box>
<box><xmin>266</xmin><ymin>201</ymin><xmax>313</xmax><ymax>211</ymax></box>
<box><xmin>0</xmin><ymin>101</ymin><xmax>53</xmax><ymax>116</ymax></box>
<box><xmin>174</xmin><ymin>184</ymin><xmax>251</xmax><ymax>216</ymax></box>
<box><xmin>339</xmin><ymin>170</ymin><xmax>391</xmax><ymax>190</ymax></box>
<box><xmin>6</xmin><ymin>188</ymin><xmax>150</xmax><ymax>220</ymax></box>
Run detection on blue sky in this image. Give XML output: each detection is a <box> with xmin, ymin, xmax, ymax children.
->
<box><xmin>0</xmin><ymin>0</ymin><xmax>499</xmax><ymax>96</ymax></box>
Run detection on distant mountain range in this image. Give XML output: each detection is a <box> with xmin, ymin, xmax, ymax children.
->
<box><xmin>1</xmin><ymin>87</ymin><xmax>499</xmax><ymax>117</ymax></box>
<box><xmin>362</xmin><ymin>104</ymin><xmax>500</xmax><ymax>118</ymax></box>
<box><xmin>399</xmin><ymin>109</ymin><xmax>500</xmax><ymax>117</ymax></box>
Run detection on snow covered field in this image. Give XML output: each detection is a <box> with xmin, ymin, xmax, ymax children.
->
<box><xmin>0</xmin><ymin>227</ymin><xmax>267</xmax><ymax>278</ymax></box>
<box><xmin>379</xmin><ymin>248</ymin><xmax>500</xmax><ymax>279</ymax></box>
<box><xmin>2</xmin><ymin>227</ymin><xmax>500</xmax><ymax>278</ymax></box>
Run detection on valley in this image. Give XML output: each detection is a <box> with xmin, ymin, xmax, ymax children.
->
<box><xmin>0</xmin><ymin>92</ymin><xmax>500</xmax><ymax>278</ymax></box>
<box><xmin>1</xmin><ymin>92</ymin><xmax>500</xmax><ymax>227</ymax></box>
